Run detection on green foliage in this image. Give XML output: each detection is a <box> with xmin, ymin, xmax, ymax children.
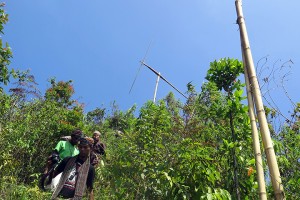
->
<box><xmin>1</xmin><ymin>67</ymin><xmax>299</xmax><ymax>199</ymax></box>
<box><xmin>45</xmin><ymin>78</ymin><xmax>76</xmax><ymax>108</ymax></box>
<box><xmin>0</xmin><ymin>94</ymin><xmax>85</xmax><ymax>184</ymax></box>
<box><xmin>100</xmin><ymin>101</ymin><xmax>232</xmax><ymax>199</ymax></box>
<box><xmin>104</xmin><ymin>102</ymin><xmax>137</xmax><ymax>133</ymax></box>
<box><xmin>0</xmin><ymin>182</ymin><xmax>51</xmax><ymax>200</ymax></box>
<box><xmin>86</xmin><ymin>107</ymin><xmax>106</xmax><ymax>125</ymax></box>
<box><xmin>272</xmin><ymin>107</ymin><xmax>300</xmax><ymax>199</ymax></box>
<box><xmin>0</xmin><ymin>3</ymin><xmax>10</xmax><ymax>89</ymax></box>
<box><xmin>205</xmin><ymin>58</ymin><xmax>258</xmax><ymax>199</ymax></box>
<box><xmin>206</xmin><ymin>58</ymin><xmax>243</xmax><ymax>92</ymax></box>
<box><xmin>0</xmin><ymin>9</ymin><xmax>298</xmax><ymax>198</ymax></box>
<box><xmin>0</xmin><ymin>39</ymin><xmax>12</xmax><ymax>88</ymax></box>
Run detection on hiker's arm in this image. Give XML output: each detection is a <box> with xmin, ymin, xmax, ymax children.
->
<box><xmin>52</xmin><ymin>157</ymin><xmax>68</xmax><ymax>177</ymax></box>
<box><xmin>51</xmin><ymin>150</ymin><xmax>60</xmax><ymax>158</ymax></box>
<box><xmin>90</xmin><ymin>153</ymin><xmax>99</xmax><ymax>166</ymax></box>
<box><xmin>52</xmin><ymin>162</ymin><xmax>62</xmax><ymax>178</ymax></box>
<box><xmin>44</xmin><ymin>150</ymin><xmax>60</xmax><ymax>174</ymax></box>
<box><xmin>47</xmin><ymin>141</ymin><xmax>61</xmax><ymax>167</ymax></box>
<box><xmin>100</xmin><ymin>143</ymin><xmax>106</xmax><ymax>155</ymax></box>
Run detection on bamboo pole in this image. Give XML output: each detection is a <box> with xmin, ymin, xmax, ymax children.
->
<box><xmin>241</xmin><ymin>46</ymin><xmax>267</xmax><ymax>200</ymax></box>
<box><xmin>153</xmin><ymin>73</ymin><xmax>160</xmax><ymax>103</ymax></box>
<box><xmin>235</xmin><ymin>1</ymin><xmax>285</xmax><ymax>199</ymax></box>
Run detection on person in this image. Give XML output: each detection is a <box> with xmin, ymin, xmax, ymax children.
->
<box><xmin>92</xmin><ymin>131</ymin><xmax>106</xmax><ymax>156</ymax></box>
<box><xmin>51</xmin><ymin>137</ymin><xmax>95</xmax><ymax>200</ymax></box>
<box><xmin>44</xmin><ymin>129</ymin><xmax>83</xmax><ymax>175</ymax></box>
<box><xmin>40</xmin><ymin>129</ymin><xmax>83</xmax><ymax>191</ymax></box>
<box><xmin>57</xmin><ymin>135</ymin><xmax>98</xmax><ymax>166</ymax></box>
<box><xmin>85</xmin><ymin>137</ymin><xmax>99</xmax><ymax>166</ymax></box>
<box><xmin>54</xmin><ymin>129</ymin><xmax>83</xmax><ymax>160</ymax></box>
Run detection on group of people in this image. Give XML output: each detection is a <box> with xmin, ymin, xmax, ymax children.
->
<box><xmin>42</xmin><ymin>129</ymin><xmax>106</xmax><ymax>200</ymax></box>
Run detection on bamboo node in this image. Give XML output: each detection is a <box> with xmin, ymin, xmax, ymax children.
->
<box><xmin>257</xmin><ymin>108</ymin><xmax>265</xmax><ymax>114</ymax></box>
<box><xmin>265</xmin><ymin>146</ymin><xmax>274</xmax><ymax>151</ymax></box>
<box><xmin>236</xmin><ymin>16</ymin><xmax>244</xmax><ymax>24</ymax></box>
<box><xmin>258</xmin><ymin>192</ymin><xmax>267</xmax><ymax>195</ymax></box>
<box><xmin>243</xmin><ymin>46</ymin><xmax>250</xmax><ymax>50</ymax></box>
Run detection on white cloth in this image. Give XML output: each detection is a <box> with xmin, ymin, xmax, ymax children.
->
<box><xmin>45</xmin><ymin>173</ymin><xmax>62</xmax><ymax>191</ymax></box>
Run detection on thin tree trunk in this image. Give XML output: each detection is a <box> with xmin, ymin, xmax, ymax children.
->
<box><xmin>229</xmin><ymin>109</ymin><xmax>241</xmax><ymax>200</ymax></box>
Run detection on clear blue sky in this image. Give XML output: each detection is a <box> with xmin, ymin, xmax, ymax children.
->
<box><xmin>3</xmin><ymin>1</ymin><xmax>300</xmax><ymax>113</ymax></box>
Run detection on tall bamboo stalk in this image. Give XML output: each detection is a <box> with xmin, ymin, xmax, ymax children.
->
<box><xmin>235</xmin><ymin>0</ymin><xmax>285</xmax><ymax>199</ymax></box>
<box><xmin>241</xmin><ymin>47</ymin><xmax>267</xmax><ymax>200</ymax></box>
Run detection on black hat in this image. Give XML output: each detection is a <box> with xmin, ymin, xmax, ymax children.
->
<box><xmin>71</xmin><ymin>129</ymin><xmax>83</xmax><ymax>138</ymax></box>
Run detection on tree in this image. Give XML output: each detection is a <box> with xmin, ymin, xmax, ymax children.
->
<box><xmin>0</xmin><ymin>4</ymin><xmax>31</xmax><ymax>93</ymax></box>
<box><xmin>44</xmin><ymin>78</ymin><xmax>76</xmax><ymax>108</ymax></box>
<box><xmin>206</xmin><ymin>58</ymin><xmax>258</xmax><ymax>199</ymax></box>
<box><xmin>0</xmin><ymin>3</ymin><xmax>11</xmax><ymax>90</ymax></box>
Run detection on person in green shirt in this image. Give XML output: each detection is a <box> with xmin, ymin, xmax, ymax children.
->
<box><xmin>40</xmin><ymin>129</ymin><xmax>83</xmax><ymax>190</ymax></box>
<box><xmin>46</xmin><ymin>129</ymin><xmax>83</xmax><ymax>170</ymax></box>
<box><xmin>54</xmin><ymin>134</ymin><xmax>80</xmax><ymax>160</ymax></box>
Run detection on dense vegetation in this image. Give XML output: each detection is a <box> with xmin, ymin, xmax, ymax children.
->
<box><xmin>0</xmin><ymin>5</ymin><xmax>299</xmax><ymax>200</ymax></box>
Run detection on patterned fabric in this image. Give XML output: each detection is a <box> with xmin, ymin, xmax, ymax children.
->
<box><xmin>51</xmin><ymin>155</ymin><xmax>90</xmax><ymax>200</ymax></box>
<box><xmin>59</xmin><ymin>164</ymin><xmax>77</xmax><ymax>196</ymax></box>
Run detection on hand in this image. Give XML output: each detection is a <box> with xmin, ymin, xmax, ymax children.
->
<box><xmin>47</xmin><ymin>159</ymin><xmax>53</xmax><ymax>166</ymax></box>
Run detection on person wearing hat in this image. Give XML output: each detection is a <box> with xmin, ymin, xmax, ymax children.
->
<box><xmin>51</xmin><ymin>137</ymin><xmax>95</xmax><ymax>200</ymax></box>
<box><xmin>92</xmin><ymin>131</ymin><xmax>106</xmax><ymax>156</ymax></box>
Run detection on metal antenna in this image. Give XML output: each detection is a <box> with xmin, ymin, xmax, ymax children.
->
<box><xmin>129</xmin><ymin>41</ymin><xmax>153</xmax><ymax>94</ymax></box>
<box><xmin>140</xmin><ymin>61</ymin><xmax>188</xmax><ymax>99</ymax></box>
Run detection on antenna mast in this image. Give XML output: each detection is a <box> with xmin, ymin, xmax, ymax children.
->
<box><xmin>141</xmin><ymin>61</ymin><xmax>188</xmax><ymax>100</ymax></box>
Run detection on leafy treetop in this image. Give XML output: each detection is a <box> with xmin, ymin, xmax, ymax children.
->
<box><xmin>206</xmin><ymin>58</ymin><xmax>243</xmax><ymax>92</ymax></box>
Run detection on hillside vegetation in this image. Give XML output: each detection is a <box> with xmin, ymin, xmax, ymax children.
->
<box><xmin>0</xmin><ymin>5</ymin><xmax>299</xmax><ymax>200</ymax></box>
